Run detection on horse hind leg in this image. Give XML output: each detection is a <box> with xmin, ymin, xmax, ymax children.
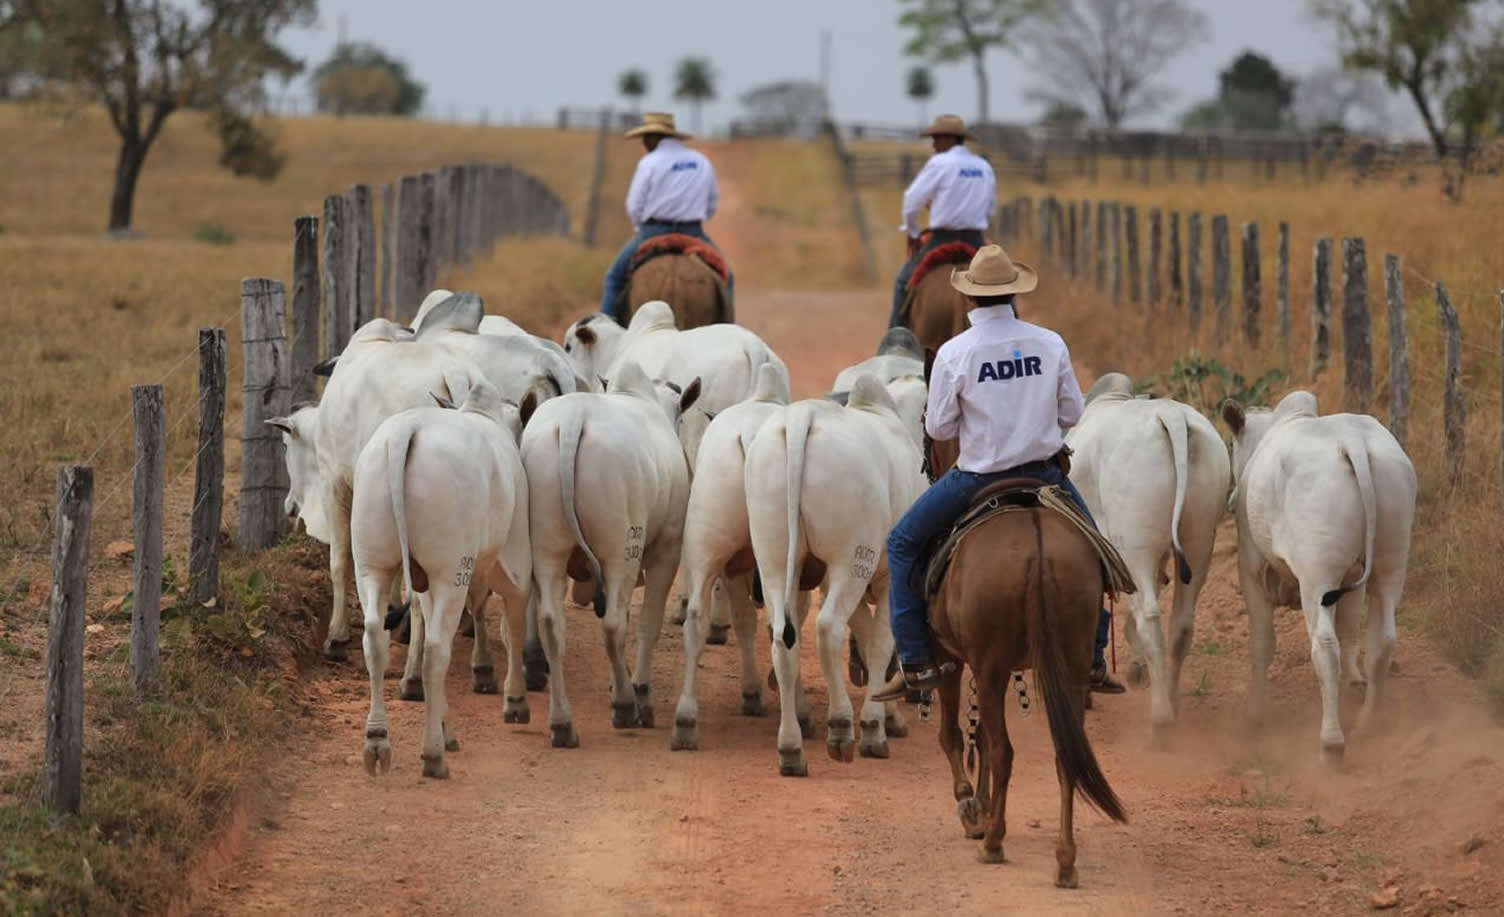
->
<box><xmin>937</xmin><ymin>666</ymin><xmax>983</xmax><ymax>839</ymax></box>
<box><xmin>977</xmin><ymin>679</ymin><xmax>1013</xmax><ymax>865</ymax></box>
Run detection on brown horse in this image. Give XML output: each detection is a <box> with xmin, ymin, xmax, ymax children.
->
<box><xmin>930</xmin><ymin>489</ymin><xmax>1128</xmax><ymax>882</ymax></box>
<box><xmin>625</xmin><ymin>255</ymin><xmax>729</xmax><ymax>329</ymax></box>
<box><xmin>902</xmin><ymin>258</ymin><xmax>973</xmax><ymax>355</ymax></box>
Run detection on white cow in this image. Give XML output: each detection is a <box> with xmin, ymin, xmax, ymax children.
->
<box><xmin>1222</xmin><ymin>390</ymin><xmax>1416</xmax><ymax>764</ymax></box>
<box><xmin>1066</xmin><ymin>372</ymin><xmax>1231</xmax><ymax>743</ymax></box>
<box><xmin>830</xmin><ymin>326</ymin><xmax>924</xmax><ymax>393</ymax></box>
<box><xmin>744</xmin><ymin>374</ymin><xmax>927</xmax><ymax>777</ymax></box>
<box><xmin>561</xmin><ymin>300</ymin><xmax>791</xmax><ymax>468</ymax></box>
<box><xmin>350</xmin><ymin>379</ymin><xmax>533</xmax><ymax>779</ymax></box>
<box><xmin>412</xmin><ymin>287</ymin><xmax>527</xmax><ymax>338</ymax></box>
<box><xmin>670</xmin><ymin>363</ymin><xmax>820</xmax><ymax>751</ymax></box>
<box><xmin>520</xmin><ymin>359</ymin><xmax>701</xmax><ymax>748</ymax></box>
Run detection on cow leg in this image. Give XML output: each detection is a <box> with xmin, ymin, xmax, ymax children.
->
<box><xmin>522</xmin><ymin>590</ymin><xmax>548</xmax><ymax>693</ymax></box>
<box><xmin>631</xmin><ymin>543</ymin><xmax>679</xmax><ymax>729</ymax></box>
<box><xmin>419</xmin><ymin>586</ymin><xmax>465</xmax><ymax>779</ymax></box>
<box><xmin>601</xmin><ymin>567</ymin><xmax>637</xmax><ymax>729</ymax></box>
<box><xmin>324</xmin><ymin>496</ymin><xmax>355</xmax><ymax>661</ymax></box>
<box><xmin>1165</xmin><ymin>562</ymin><xmax>1209</xmax><ymax>722</ymax></box>
<box><xmin>814</xmin><ymin>575</ymin><xmax>866</xmax><ymax>764</ymax></box>
<box><xmin>466</xmin><ymin>577</ymin><xmax>497</xmax><ymax>694</ymax></box>
<box><xmin>850</xmin><ymin>593</ymin><xmax>903</xmax><ymax>754</ymax></box>
<box><xmin>535</xmin><ymin>568</ymin><xmax>578</xmax><ymax>748</ymax></box>
<box><xmin>671</xmin><ymin>565</ymin><xmax>714</xmax><ymax>751</ymax></box>
<box><xmin>386</xmin><ymin>578</ymin><xmax>407</xmax><ymax>645</ymax></box>
<box><xmin>357</xmin><ymin>572</ymin><xmax>394</xmax><ymax>775</ymax></box>
<box><xmin>1238</xmin><ymin>552</ymin><xmax>1277</xmax><ymax>727</ymax></box>
<box><xmin>400</xmin><ymin>600</ymin><xmax>426</xmax><ymax>701</ymax></box>
<box><xmin>493</xmin><ymin>571</ymin><xmax>531</xmax><ymax>726</ymax></box>
<box><xmin>1356</xmin><ymin>569</ymin><xmax>1401</xmax><ymax>737</ymax></box>
<box><xmin>1335</xmin><ymin>585</ymin><xmax>1366</xmax><ymax>687</ymax></box>
<box><xmin>729</xmin><ymin>575</ymin><xmax>765</xmax><ymax>716</ymax></box>
<box><xmin>706</xmin><ymin>578</ymin><xmax>732</xmax><ymax>645</ymax></box>
<box><xmin>1298</xmin><ymin>582</ymin><xmax>1346</xmax><ymax>765</ymax></box>
<box><xmin>762</xmin><ymin>568</ymin><xmax>808</xmax><ymax>777</ymax></box>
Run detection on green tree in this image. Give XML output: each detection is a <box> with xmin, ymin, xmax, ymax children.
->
<box><xmin>673</xmin><ymin>56</ymin><xmax>715</xmax><ymax>133</ymax></box>
<box><xmin>1180</xmin><ymin>51</ymin><xmax>1298</xmax><ymax>132</ymax></box>
<box><xmin>618</xmin><ymin>68</ymin><xmax>648</xmax><ymax>113</ymax></box>
<box><xmin>3</xmin><ymin>0</ymin><xmax>314</xmax><ymax>231</ymax></box>
<box><xmin>311</xmin><ymin>41</ymin><xmax>425</xmax><ymax>117</ymax></box>
<box><xmin>897</xmin><ymin>0</ymin><xmax>1048</xmax><ymax>125</ymax></box>
<box><xmin>1220</xmin><ymin>51</ymin><xmax>1296</xmax><ymax>113</ymax></box>
<box><xmin>1038</xmin><ymin>99</ymin><xmax>1088</xmax><ymax>130</ymax></box>
<box><xmin>906</xmin><ymin>65</ymin><xmax>934</xmax><ymax>125</ymax></box>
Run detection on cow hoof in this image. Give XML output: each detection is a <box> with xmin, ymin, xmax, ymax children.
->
<box><xmin>399</xmin><ymin>678</ymin><xmax>424</xmax><ymax>702</ymax></box>
<box><xmin>421</xmin><ymin>753</ymin><xmax>449</xmax><ymax>780</ymax></box>
<box><xmin>977</xmin><ymin>845</ymin><xmax>1005</xmax><ymax>865</ymax></box>
<box><xmin>778</xmin><ymin>748</ymin><xmax>808</xmax><ymax>778</ymax></box>
<box><xmin>1149</xmin><ymin>721</ymin><xmax>1173</xmax><ymax>751</ymax></box>
<box><xmin>884</xmin><ymin>713</ymin><xmax>909</xmax><ymax>738</ymax></box>
<box><xmin>524</xmin><ymin>668</ymin><xmax>549</xmax><ymax>693</ymax></box>
<box><xmin>523</xmin><ymin>640</ymin><xmax>549</xmax><ymax>693</ymax></box>
<box><xmin>458</xmin><ymin>609</ymin><xmax>475</xmax><ymax>638</ymax></box>
<box><xmin>323</xmin><ymin>639</ymin><xmax>349</xmax><ymax>663</ymax></box>
<box><xmin>472</xmin><ymin>665</ymin><xmax>498</xmax><ymax>695</ymax></box>
<box><xmin>363</xmin><ymin>735</ymin><xmax>392</xmax><ymax>776</ymax></box>
<box><xmin>671</xmin><ymin>716</ymin><xmax>698</xmax><ymax>751</ymax></box>
<box><xmin>551</xmin><ymin>723</ymin><xmax>580</xmax><ymax>749</ymax></box>
<box><xmin>635</xmin><ymin>705</ymin><xmax>656</xmax><ymax>729</ymax></box>
<box><xmin>706</xmin><ymin>624</ymin><xmax>730</xmax><ymax>646</ymax></box>
<box><xmin>503</xmin><ymin>696</ymin><xmax>530</xmax><ymax>724</ymax></box>
<box><xmin>445</xmin><ymin>733</ymin><xmax>460</xmax><ymax>753</ymax></box>
<box><xmin>827</xmin><ymin>739</ymin><xmax>856</xmax><ymax>764</ymax></box>
<box><xmin>1321</xmin><ymin>743</ymin><xmax>1345</xmax><ymax>768</ymax></box>
<box><xmin>611</xmin><ymin>702</ymin><xmax>638</xmax><ymax>729</ymax></box>
<box><xmin>798</xmin><ymin>713</ymin><xmax>815</xmax><ymax>740</ymax></box>
<box><xmin>958</xmin><ymin>796</ymin><xmax>985</xmax><ymax>838</ymax></box>
<box><xmin>740</xmin><ymin>691</ymin><xmax>766</xmax><ymax>717</ymax></box>
<box><xmin>1127</xmin><ymin>661</ymin><xmax>1148</xmax><ymax>687</ymax></box>
<box><xmin>860</xmin><ymin>739</ymin><xmax>890</xmax><ymax>760</ymax></box>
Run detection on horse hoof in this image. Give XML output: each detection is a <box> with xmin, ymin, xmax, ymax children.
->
<box><xmin>977</xmin><ymin>845</ymin><xmax>1005</xmax><ymax>865</ymax></box>
<box><xmin>399</xmin><ymin>679</ymin><xmax>424</xmax><ymax>702</ymax></box>
<box><xmin>323</xmin><ymin>639</ymin><xmax>349</xmax><ymax>663</ymax></box>
<box><xmin>778</xmin><ymin>749</ymin><xmax>808</xmax><ymax>778</ymax></box>
<box><xmin>421</xmin><ymin>754</ymin><xmax>449</xmax><ymax>780</ymax></box>
<box><xmin>707</xmin><ymin>624</ymin><xmax>730</xmax><ymax>646</ymax></box>
<box><xmin>884</xmin><ymin>714</ymin><xmax>909</xmax><ymax>738</ymax></box>
<box><xmin>472</xmin><ymin>665</ymin><xmax>498</xmax><ymax>695</ymax></box>
<box><xmin>957</xmin><ymin>796</ymin><xmax>984</xmax><ymax>837</ymax></box>
<box><xmin>503</xmin><ymin>696</ymin><xmax>530</xmax><ymax>724</ymax></box>
<box><xmin>1056</xmin><ymin>867</ymin><xmax>1079</xmax><ymax>889</ymax></box>
<box><xmin>363</xmin><ymin>736</ymin><xmax>392</xmax><ymax>776</ymax></box>
<box><xmin>740</xmin><ymin>691</ymin><xmax>766</xmax><ymax>717</ymax></box>
<box><xmin>1321</xmin><ymin>743</ymin><xmax>1345</xmax><ymax>768</ymax></box>
<box><xmin>551</xmin><ymin>723</ymin><xmax>580</xmax><ymax>749</ymax></box>
<box><xmin>671</xmin><ymin>716</ymin><xmax>698</xmax><ymax>751</ymax></box>
<box><xmin>612</xmin><ymin>702</ymin><xmax>638</xmax><ymax>729</ymax></box>
<box><xmin>798</xmin><ymin>713</ymin><xmax>815</xmax><ymax>740</ymax></box>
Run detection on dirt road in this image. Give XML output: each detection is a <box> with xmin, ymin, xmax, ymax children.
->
<box><xmin>194</xmin><ymin>174</ymin><xmax>1504</xmax><ymax>916</ymax></box>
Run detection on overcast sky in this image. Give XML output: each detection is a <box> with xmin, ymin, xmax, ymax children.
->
<box><xmin>276</xmin><ymin>0</ymin><xmax>1413</xmax><ymax>134</ymax></box>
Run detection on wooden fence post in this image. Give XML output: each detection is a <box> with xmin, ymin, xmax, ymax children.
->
<box><xmin>1499</xmin><ymin>293</ymin><xmax>1503</xmax><ymax>505</ymax></box>
<box><xmin>394</xmin><ymin>175</ymin><xmax>422</xmax><ymax>319</ymax></box>
<box><xmin>1437</xmin><ymin>283</ymin><xmax>1465</xmax><ymax>488</ymax></box>
<box><xmin>348</xmin><ymin>184</ymin><xmax>376</xmax><ymax>332</ymax></box>
<box><xmin>1212</xmin><ymin>215</ymin><xmax>1231</xmax><ymax>346</ymax></box>
<box><xmin>1341</xmin><ymin>238</ymin><xmax>1374</xmax><ymax>413</ymax></box>
<box><xmin>1169</xmin><ymin>211</ymin><xmax>1182</xmax><ymax>310</ymax></box>
<box><xmin>430</xmin><ymin>168</ymin><xmax>451</xmax><ymax>276</ymax></box>
<box><xmin>446</xmin><ymin>166</ymin><xmax>465</xmax><ymax>265</ymax></box>
<box><xmin>1095</xmin><ymin>201</ymin><xmax>1108</xmax><ymax>293</ymax></box>
<box><xmin>1384</xmin><ymin>256</ymin><xmax>1409</xmax><ymax>448</ymax></box>
<box><xmin>1125</xmin><ymin>205</ymin><xmax>1141</xmax><ymax>305</ymax></box>
<box><xmin>1188</xmin><ymin>212</ymin><xmax>1203</xmax><ymax>330</ymax></box>
<box><xmin>1312</xmin><ymin>238</ymin><xmax>1333</xmax><ymax>375</ymax></box>
<box><xmin>1241</xmin><ymin>222</ymin><xmax>1261</xmax><ymax>348</ymax></box>
<box><xmin>131</xmin><ymin>383</ymin><xmax>164</xmax><ymax>698</ymax></box>
<box><xmin>321</xmin><ymin>194</ymin><xmax>348</xmax><ymax>359</ymax></box>
<box><xmin>239</xmin><ymin>278</ymin><xmax>291</xmax><ymax>550</ymax></box>
<box><xmin>1068</xmin><ymin>202</ymin><xmax>1079</xmax><ymax>281</ymax></box>
<box><xmin>1041</xmin><ymin>196</ymin><xmax>1055</xmax><ymax>259</ymax></box>
<box><xmin>290</xmin><ymin>216</ymin><xmax>320</xmax><ymax>405</ymax></box>
<box><xmin>469</xmin><ymin>165</ymin><xmax>491</xmax><ymax>256</ymax></box>
<box><xmin>1278</xmin><ymin>222</ymin><xmax>1291</xmax><ymax>368</ymax></box>
<box><xmin>43</xmin><ymin>464</ymin><xmax>92</xmax><ymax>815</ymax></box>
<box><xmin>419</xmin><ymin>171</ymin><xmax>438</xmax><ymax>295</ymax></box>
<box><xmin>1110</xmin><ymin>203</ymin><xmax>1123</xmax><ymax>304</ymax></box>
<box><xmin>190</xmin><ymin>328</ymin><xmax>225</xmax><ymax>607</ymax></box>
<box><xmin>1148</xmin><ymin>208</ymin><xmax>1162</xmax><ymax>308</ymax></box>
<box><xmin>380</xmin><ymin>183</ymin><xmax>396</xmax><ymax>317</ymax></box>
<box><xmin>1080</xmin><ymin>201</ymin><xmax>1092</xmax><ymax>282</ymax></box>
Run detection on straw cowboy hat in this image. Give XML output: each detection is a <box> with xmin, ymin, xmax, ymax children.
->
<box><xmin>919</xmin><ymin>113</ymin><xmax>975</xmax><ymax>141</ymax></box>
<box><xmin>624</xmin><ymin>111</ymin><xmax>691</xmax><ymax>140</ymax></box>
<box><xmin>950</xmin><ymin>244</ymin><xmax>1039</xmax><ymax>297</ymax></box>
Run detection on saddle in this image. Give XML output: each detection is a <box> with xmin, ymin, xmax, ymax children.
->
<box><xmin>630</xmin><ymin>233</ymin><xmax>731</xmax><ymax>283</ymax></box>
<box><xmin>919</xmin><ymin>479</ymin><xmax>1137</xmax><ymax>608</ymax></box>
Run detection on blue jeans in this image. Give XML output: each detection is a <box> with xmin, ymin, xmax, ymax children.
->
<box><xmin>886</xmin><ymin>463</ymin><xmax>1113</xmax><ymax>669</ymax></box>
<box><xmin>889</xmin><ymin>228</ymin><xmax>986</xmax><ymax>328</ymax></box>
<box><xmin>600</xmin><ymin>220</ymin><xmax>734</xmax><ymax>324</ymax></box>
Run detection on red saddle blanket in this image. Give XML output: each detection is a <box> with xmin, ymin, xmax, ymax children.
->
<box><xmin>632</xmin><ymin>233</ymin><xmax>730</xmax><ymax>283</ymax></box>
<box><xmin>906</xmin><ymin>238</ymin><xmax>992</xmax><ymax>291</ymax></box>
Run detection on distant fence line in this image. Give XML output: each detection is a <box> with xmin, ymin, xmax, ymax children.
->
<box><xmin>992</xmin><ymin>193</ymin><xmax>1503</xmax><ymax>501</ymax></box>
<box><xmin>39</xmin><ymin>161</ymin><xmax>572</xmax><ymax>816</ymax></box>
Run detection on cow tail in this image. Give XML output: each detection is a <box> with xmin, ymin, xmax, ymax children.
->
<box><xmin>1157</xmin><ymin>406</ymin><xmax>1193</xmax><ymax>584</ymax></box>
<box><xmin>778</xmin><ymin>405</ymin><xmax>812</xmax><ymax>649</ymax></box>
<box><xmin>1321</xmin><ymin>433</ymin><xmax>1377</xmax><ymax>607</ymax></box>
<box><xmin>560</xmin><ymin>408</ymin><xmax>606</xmax><ymax>616</ymax></box>
<box><xmin>382</xmin><ymin>420</ymin><xmax>418</xmax><ymax>631</ymax></box>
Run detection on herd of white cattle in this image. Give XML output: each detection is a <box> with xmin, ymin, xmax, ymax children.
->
<box><xmin>269</xmin><ymin>291</ymin><xmax>1418</xmax><ymax>781</ymax></box>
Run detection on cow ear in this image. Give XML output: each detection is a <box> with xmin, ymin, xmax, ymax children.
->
<box><xmin>265</xmin><ymin>416</ymin><xmax>295</xmax><ymax>436</ymax></box>
<box><xmin>1220</xmin><ymin>399</ymin><xmax>1245</xmax><ymax>436</ymax></box>
<box><xmin>923</xmin><ymin>348</ymin><xmax>938</xmax><ymax>384</ymax></box>
<box><xmin>575</xmin><ymin>325</ymin><xmax>597</xmax><ymax>346</ymax></box>
<box><xmin>431</xmin><ymin>391</ymin><xmax>457</xmax><ymax>410</ymax></box>
<box><xmin>312</xmin><ymin>357</ymin><xmax>338</xmax><ymax>377</ymax></box>
<box><xmin>678</xmin><ymin>377</ymin><xmax>703</xmax><ymax>413</ymax></box>
<box><xmin>598</xmin><ymin>376</ymin><xmax>610</xmax><ymax>392</ymax></box>
<box><xmin>519</xmin><ymin>390</ymin><xmax>539</xmax><ymax>428</ymax></box>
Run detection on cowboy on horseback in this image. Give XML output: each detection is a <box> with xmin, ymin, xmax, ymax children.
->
<box><xmin>599</xmin><ymin>111</ymin><xmax>734</xmax><ymax>325</ymax></box>
<box><xmin>888</xmin><ymin>114</ymin><xmax>995</xmax><ymax>329</ymax></box>
<box><xmin>874</xmin><ymin>245</ymin><xmax>1127</xmax><ymax>701</ymax></box>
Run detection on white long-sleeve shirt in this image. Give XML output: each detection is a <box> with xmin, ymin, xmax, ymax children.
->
<box><xmin>900</xmin><ymin>145</ymin><xmax>996</xmax><ymax>238</ymax></box>
<box><xmin>925</xmin><ymin>305</ymin><xmax>1085</xmax><ymax>475</ymax></box>
<box><xmin>624</xmin><ymin>138</ymin><xmax>720</xmax><ymax>228</ymax></box>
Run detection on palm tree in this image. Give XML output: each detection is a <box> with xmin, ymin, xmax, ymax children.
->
<box><xmin>618</xmin><ymin>68</ymin><xmax>648</xmax><ymax>115</ymax></box>
<box><xmin>673</xmin><ymin>57</ymin><xmax>716</xmax><ymax>134</ymax></box>
<box><xmin>906</xmin><ymin>66</ymin><xmax>935</xmax><ymax>126</ymax></box>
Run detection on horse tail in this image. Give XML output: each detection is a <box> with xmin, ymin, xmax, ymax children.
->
<box><xmin>1029</xmin><ymin>509</ymin><xmax>1128</xmax><ymax>823</ymax></box>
